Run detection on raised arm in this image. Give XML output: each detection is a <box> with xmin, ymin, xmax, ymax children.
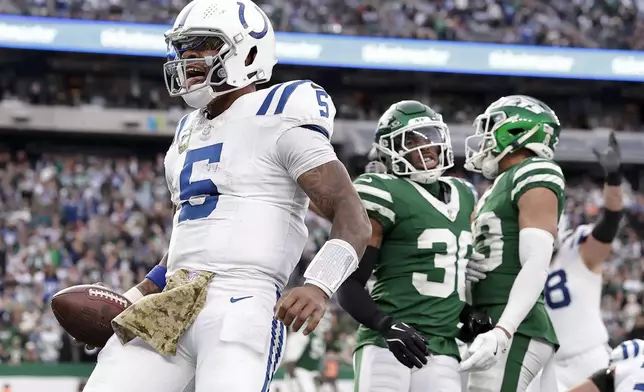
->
<box><xmin>580</xmin><ymin>132</ymin><xmax>623</xmax><ymax>272</ymax></box>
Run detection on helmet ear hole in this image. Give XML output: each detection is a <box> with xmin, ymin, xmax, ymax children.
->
<box><xmin>507</xmin><ymin>128</ymin><xmax>523</xmax><ymax>136</ymax></box>
<box><xmin>245</xmin><ymin>46</ymin><xmax>258</xmax><ymax>66</ymax></box>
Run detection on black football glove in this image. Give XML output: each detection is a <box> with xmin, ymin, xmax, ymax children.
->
<box><xmin>593</xmin><ymin>131</ymin><xmax>622</xmax><ymax>185</ymax></box>
<box><xmin>378</xmin><ymin>316</ymin><xmax>429</xmax><ymax>369</ymax></box>
<box><xmin>458</xmin><ymin>305</ymin><xmax>494</xmax><ymax>343</ymax></box>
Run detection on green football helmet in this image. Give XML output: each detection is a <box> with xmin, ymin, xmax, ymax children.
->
<box><xmin>374</xmin><ymin>100</ymin><xmax>454</xmax><ymax>184</ymax></box>
<box><xmin>464</xmin><ymin>95</ymin><xmax>561</xmax><ymax>179</ymax></box>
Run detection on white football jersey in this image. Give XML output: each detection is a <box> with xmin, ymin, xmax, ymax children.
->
<box><xmin>164</xmin><ymin>80</ymin><xmax>337</xmax><ymax>288</ymax></box>
<box><xmin>613</xmin><ymin>340</ymin><xmax>644</xmax><ymax>392</ymax></box>
<box><xmin>546</xmin><ymin>224</ymin><xmax>609</xmax><ymax>359</ymax></box>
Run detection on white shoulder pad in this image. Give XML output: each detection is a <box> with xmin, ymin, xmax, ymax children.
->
<box><xmin>255</xmin><ymin>80</ymin><xmax>336</xmax><ymax>140</ymax></box>
<box><xmin>560</xmin><ymin>224</ymin><xmax>593</xmax><ymax>252</ymax></box>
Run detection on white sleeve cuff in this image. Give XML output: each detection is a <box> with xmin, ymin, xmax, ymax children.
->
<box><xmin>497</xmin><ymin>227</ymin><xmax>554</xmax><ymax>336</ymax></box>
<box><xmin>274</xmin><ymin>126</ymin><xmax>338</xmax><ymax>181</ymax></box>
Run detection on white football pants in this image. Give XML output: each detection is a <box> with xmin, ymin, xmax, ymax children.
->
<box><xmin>527</xmin><ymin>344</ymin><xmax>610</xmax><ymax>392</ymax></box>
<box><xmin>83</xmin><ymin>275</ymin><xmax>286</xmax><ymax>392</ymax></box>
<box><xmin>468</xmin><ymin>337</ymin><xmax>556</xmax><ymax>392</ymax></box>
<box><xmin>354</xmin><ymin>345</ymin><xmax>461</xmax><ymax>392</ymax></box>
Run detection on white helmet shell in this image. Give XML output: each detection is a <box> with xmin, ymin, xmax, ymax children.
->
<box><xmin>163</xmin><ymin>0</ymin><xmax>277</xmax><ymax>108</ymax></box>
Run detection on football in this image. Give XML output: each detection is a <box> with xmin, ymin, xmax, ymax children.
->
<box><xmin>51</xmin><ymin>284</ymin><xmax>131</xmax><ymax>348</ymax></box>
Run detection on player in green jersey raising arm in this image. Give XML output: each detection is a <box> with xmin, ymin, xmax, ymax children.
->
<box><xmin>337</xmin><ymin>100</ymin><xmax>492</xmax><ymax>392</ymax></box>
<box><xmin>461</xmin><ymin>95</ymin><xmax>565</xmax><ymax>392</ymax></box>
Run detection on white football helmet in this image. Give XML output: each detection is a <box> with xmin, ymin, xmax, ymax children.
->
<box><xmin>163</xmin><ymin>0</ymin><xmax>277</xmax><ymax>109</ymax></box>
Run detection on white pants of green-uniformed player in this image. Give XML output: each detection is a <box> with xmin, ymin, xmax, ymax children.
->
<box><xmin>467</xmin><ymin>335</ymin><xmax>557</xmax><ymax>392</ymax></box>
<box><xmin>354</xmin><ymin>345</ymin><xmax>461</xmax><ymax>392</ymax></box>
<box><xmin>282</xmin><ymin>368</ymin><xmax>318</xmax><ymax>392</ymax></box>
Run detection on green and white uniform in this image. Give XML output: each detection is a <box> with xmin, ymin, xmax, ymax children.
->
<box><xmin>465</xmin><ymin>95</ymin><xmax>565</xmax><ymax>392</ymax></box>
<box><xmin>345</xmin><ymin>100</ymin><xmax>476</xmax><ymax>392</ymax></box>
<box><xmin>283</xmin><ymin>322</ymin><xmax>329</xmax><ymax>392</ymax></box>
<box><xmin>353</xmin><ymin>173</ymin><xmax>476</xmax><ymax>392</ymax></box>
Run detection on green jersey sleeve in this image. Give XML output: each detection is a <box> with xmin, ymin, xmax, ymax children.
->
<box><xmin>353</xmin><ymin>173</ymin><xmax>396</xmax><ymax>233</ymax></box>
<box><xmin>510</xmin><ymin>158</ymin><xmax>565</xmax><ymax>208</ymax></box>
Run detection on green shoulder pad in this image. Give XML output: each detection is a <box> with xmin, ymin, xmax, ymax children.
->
<box><xmin>510</xmin><ymin>157</ymin><xmax>565</xmax><ymax>207</ymax></box>
<box><xmin>353</xmin><ymin>173</ymin><xmax>397</xmax><ymax>232</ymax></box>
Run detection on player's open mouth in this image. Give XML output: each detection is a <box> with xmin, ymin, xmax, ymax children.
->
<box><xmin>423</xmin><ymin>157</ymin><xmax>438</xmax><ymax>169</ymax></box>
<box><xmin>186</xmin><ymin>66</ymin><xmax>207</xmax><ymax>88</ymax></box>
<box><xmin>422</xmin><ymin>150</ymin><xmax>439</xmax><ymax>169</ymax></box>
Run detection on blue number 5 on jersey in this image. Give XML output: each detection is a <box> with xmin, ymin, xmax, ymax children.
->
<box><xmin>178</xmin><ymin>143</ymin><xmax>223</xmax><ymax>223</ymax></box>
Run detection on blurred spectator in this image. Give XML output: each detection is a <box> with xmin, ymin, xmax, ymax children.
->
<box><xmin>5</xmin><ymin>0</ymin><xmax>644</xmax><ymax>49</ymax></box>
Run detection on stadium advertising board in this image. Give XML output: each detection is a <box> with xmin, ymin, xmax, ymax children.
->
<box><xmin>1</xmin><ymin>15</ymin><xmax>644</xmax><ymax>81</ymax></box>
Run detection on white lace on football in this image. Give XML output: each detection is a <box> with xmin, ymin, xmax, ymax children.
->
<box><xmin>88</xmin><ymin>288</ymin><xmax>129</xmax><ymax>308</ymax></box>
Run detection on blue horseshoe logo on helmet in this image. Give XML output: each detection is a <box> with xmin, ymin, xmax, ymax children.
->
<box><xmin>237</xmin><ymin>2</ymin><xmax>269</xmax><ymax>39</ymax></box>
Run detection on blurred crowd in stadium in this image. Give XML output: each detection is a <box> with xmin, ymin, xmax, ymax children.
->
<box><xmin>4</xmin><ymin>0</ymin><xmax>642</xmax><ymax>49</ymax></box>
<box><xmin>2</xmin><ymin>64</ymin><xmax>644</xmax><ymax>132</ymax></box>
<box><xmin>0</xmin><ymin>148</ymin><xmax>644</xmax><ymax>367</ymax></box>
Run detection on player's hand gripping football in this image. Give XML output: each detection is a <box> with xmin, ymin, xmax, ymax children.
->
<box><xmin>459</xmin><ymin>327</ymin><xmax>510</xmax><ymax>372</ymax></box>
<box><xmin>378</xmin><ymin>317</ymin><xmax>429</xmax><ymax>369</ymax></box>
<box><xmin>275</xmin><ymin>284</ymin><xmax>329</xmax><ymax>335</ymax></box>
<box><xmin>593</xmin><ymin>131</ymin><xmax>621</xmax><ymax>176</ymax></box>
<box><xmin>465</xmin><ymin>250</ymin><xmax>488</xmax><ymax>283</ymax></box>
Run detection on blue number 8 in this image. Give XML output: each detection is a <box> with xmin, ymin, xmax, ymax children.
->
<box><xmin>544</xmin><ymin>269</ymin><xmax>571</xmax><ymax>309</ymax></box>
<box><xmin>178</xmin><ymin>143</ymin><xmax>223</xmax><ymax>223</ymax></box>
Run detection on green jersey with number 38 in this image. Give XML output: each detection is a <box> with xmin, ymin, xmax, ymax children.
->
<box><xmin>353</xmin><ymin>173</ymin><xmax>476</xmax><ymax>359</ymax></box>
<box><xmin>471</xmin><ymin>157</ymin><xmax>565</xmax><ymax>346</ymax></box>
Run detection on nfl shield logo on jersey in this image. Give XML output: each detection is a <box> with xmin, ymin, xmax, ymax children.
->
<box><xmin>178</xmin><ymin>129</ymin><xmax>192</xmax><ymax>153</ymax></box>
<box><xmin>200</xmin><ymin>124</ymin><xmax>213</xmax><ymax>141</ymax></box>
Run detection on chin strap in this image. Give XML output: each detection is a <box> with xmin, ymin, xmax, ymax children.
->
<box><xmin>409</xmin><ymin>172</ymin><xmax>440</xmax><ymax>184</ymax></box>
<box><xmin>479</xmin><ymin>125</ymin><xmax>542</xmax><ymax>179</ymax></box>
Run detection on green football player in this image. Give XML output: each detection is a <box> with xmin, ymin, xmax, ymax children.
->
<box><xmin>337</xmin><ymin>100</ymin><xmax>489</xmax><ymax>392</ymax></box>
<box><xmin>282</xmin><ymin>313</ymin><xmax>332</xmax><ymax>392</ymax></box>
<box><xmin>461</xmin><ymin>95</ymin><xmax>565</xmax><ymax>392</ymax></box>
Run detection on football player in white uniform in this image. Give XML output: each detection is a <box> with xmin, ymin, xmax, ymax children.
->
<box><xmin>568</xmin><ymin>339</ymin><xmax>644</xmax><ymax>392</ymax></box>
<box><xmin>81</xmin><ymin>0</ymin><xmax>371</xmax><ymax>391</ymax></box>
<box><xmin>537</xmin><ymin>132</ymin><xmax>623</xmax><ymax>390</ymax></box>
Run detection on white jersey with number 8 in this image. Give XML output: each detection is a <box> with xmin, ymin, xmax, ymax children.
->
<box><xmin>545</xmin><ymin>224</ymin><xmax>610</xmax><ymax>388</ymax></box>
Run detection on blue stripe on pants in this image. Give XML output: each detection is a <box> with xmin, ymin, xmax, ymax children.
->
<box><xmin>260</xmin><ymin>287</ymin><xmax>285</xmax><ymax>392</ymax></box>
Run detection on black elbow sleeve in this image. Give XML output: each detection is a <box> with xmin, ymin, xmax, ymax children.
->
<box><xmin>337</xmin><ymin>246</ymin><xmax>388</xmax><ymax>331</ymax></box>
<box><xmin>589</xmin><ymin>367</ymin><xmax>615</xmax><ymax>392</ymax></box>
<box><xmin>592</xmin><ymin>209</ymin><xmax>623</xmax><ymax>244</ymax></box>
<box><xmin>351</xmin><ymin>246</ymin><xmax>379</xmax><ymax>286</ymax></box>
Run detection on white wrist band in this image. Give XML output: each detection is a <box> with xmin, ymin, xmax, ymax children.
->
<box><xmin>122</xmin><ymin>287</ymin><xmax>144</xmax><ymax>304</ymax></box>
<box><xmin>303</xmin><ymin>238</ymin><xmax>359</xmax><ymax>297</ymax></box>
